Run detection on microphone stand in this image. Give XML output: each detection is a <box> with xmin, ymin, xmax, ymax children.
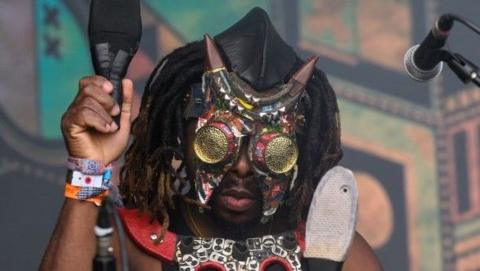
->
<box><xmin>434</xmin><ymin>13</ymin><xmax>480</xmax><ymax>88</ymax></box>
<box><xmin>93</xmin><ymin>196</ymin><xmax>130</xmax><ymax>271</ymax></box>
<box><xmin>440</xmin><ymin>50</ymin><xmax>480</xmax><ymax>87</ymax></box>
<box><xmin>93</xmin><ymin>199</ymin><xmax>116</xmax><ymax>271</ymax></box>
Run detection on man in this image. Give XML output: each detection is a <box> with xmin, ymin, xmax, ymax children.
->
<box><xmin>41</xmin><ymin>7</ymin><xmax>382</xmax><ymax>271</ymax></box>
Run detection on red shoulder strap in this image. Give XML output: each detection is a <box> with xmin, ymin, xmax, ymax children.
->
<box><xmin>118</xmin><ymin>208</ymin><xmax>177</xmax><ymax>263</ymax></box>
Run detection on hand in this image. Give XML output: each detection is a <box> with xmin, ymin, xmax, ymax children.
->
<box><xmin>61</xmin><ymin>76</ymin><xmax>134</xmax><ymax>164</ymax></box>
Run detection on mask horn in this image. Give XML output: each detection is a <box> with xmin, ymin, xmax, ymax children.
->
<box><xmin>204</xmin><ymin>34</ymin><xmax>226</xmax><ymax>71</ymax></box>
<box><xmin>290</xmin><ymin>56</ymin><xmax>319</xmax><ymax>86</ymax></box>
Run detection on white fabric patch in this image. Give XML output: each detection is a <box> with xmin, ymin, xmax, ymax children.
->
<box><xmin>71</xmin><ymin>171</ymin><xmax>103</xmax><ymax>188</ymax></box>
<box><xmin>304</xmin><ymin>166</ymin><xmax>358</xmax><ymax>262</ymax></box>
<box><xmin>94</xmin><ymin>225</ymin><xmax>114</xmax><ymax>237</ymax></box>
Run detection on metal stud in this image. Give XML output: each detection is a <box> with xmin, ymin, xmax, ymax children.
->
<box><xmin>245</xmin><ymin>94</ymin><xmax>252</xmax><ymax>100</ymax></box>
<box><xmin>279</xmin><ymin>106</ymin><xmax>286</xmax><ymax>113</ymax></box>
<box><xmin>252</xmin><ymin>97</ymin><xmax>260</xmax><ymax>103</ymax></box>
<box><xmin>229</xmin><ymin>100</ymin><xmax>236</xmax><ymax>108</ymax></box>
<box><xmin>150</xmin><ymin>233</ymin><xmax>163</xmax><ymax>244</ymax></box>
<box><xmin>237</xmin><ymin>105</ymin><xmax>244</xmax><ymax>112</ymax></box>
<box><xmin>271</xmin><ymin>111</ymin><xmax>279</xmax><ymax>119</ymax></box>
<box><xmin>259</xmin><ymin>112</ymin><xmax>267</xmax><ymax>117</ymax></box>
<box><xmin>219</xmin><ymin>87</ymin><xmax>226</xmax><ymax>93</ymax></box>
<box><xmin>224</xmin><ymin>94</ymin><xmax>231</xmax><ymax>100</ymax></box>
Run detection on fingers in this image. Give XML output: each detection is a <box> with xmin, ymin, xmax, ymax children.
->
<box><xmin>78</xmin><ymin>107</ymin><xmax>113</xmax><ymax>134</ymax></box>
<box><xmin>119</xmin><ymin>79</ymin><xmax>134</xmax><ymax>129</ymax></box>
<box><xmin>79</xmin><ymin>75</ymin><xmax>113</xmax><ymax>93</ymax></box>
<box><xmin>79</xmin><ymin>85</ymin><xmax>119</xmax><ymax>115</ymax></box>
<box><xmin>76</xmin><ymin>76</ymin><xmax>119</xmax><ymax>116</ymax></box>
<box><xmin>81</xmin><ymin>97</ymin><xmax>115</xmax><ymax>127</ymax></box>
<box><xmin>62</xmin><ymin>97</ymin><xmax>118</xmax><ymax>134</ymax></box>
<box><xmin>63</xmin><ymin>76</ymin><xmax>133</xmax><ymax>137</ymax></box>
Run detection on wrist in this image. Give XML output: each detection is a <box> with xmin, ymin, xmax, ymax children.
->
<box><xmin>64</xmin><ymin>197</ymin><xmax>101</xmax><ymax>209</ymax></box>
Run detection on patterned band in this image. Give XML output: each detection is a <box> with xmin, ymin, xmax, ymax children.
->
<box><xmin>64</xmin><ymin>182</ymin><xmax>108</xmax><ymax>206</ymax></box>
<box><xmin>64</xmin><ymin>167</ymin><xmax>113</xmax><ymax>206</ymax></box>
<box><xmin>67</xmin><ymin>157</ymin><xmax>111</xmax><ymax>175</ymax></box>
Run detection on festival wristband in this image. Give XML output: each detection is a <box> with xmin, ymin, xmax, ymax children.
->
<box><xmin>64</xmin><ymin>183</ymin><xmax>108</xmax><ymax>206</ymax></box>
<box><xmin>67</xmin><ymin>157</ymin><xmax>111</xmax><ymax>175</ymax></box>
<box><xmin>64</xmin><ymin>167</ymin><xmax>113</xmax><ymax>206</ymax></box>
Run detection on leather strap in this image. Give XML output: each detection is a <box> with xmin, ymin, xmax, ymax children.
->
<box><xmin>118</xmin><ymin>208</ymin><xmax>177</xmax><ymax>263</ymax></box>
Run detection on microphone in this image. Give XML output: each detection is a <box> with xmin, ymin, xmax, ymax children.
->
<box><xmin>404</xmin><ymin>14</ymin><xmax>454</xmax><ymax>81</ymax></box>
<box><xmin>93</xmin><ymin>199</ymin><xmax>115</xmax><ymax>271</ymax></box>
<box><xmin>88</xmin><ymin>0</ymin><xmax>142</xmax><ymax>125</ymax></box>
<box><xmin>303</xmin><ymin>166</ymin><xmax>358</xmax><ymax>270</ymax></box>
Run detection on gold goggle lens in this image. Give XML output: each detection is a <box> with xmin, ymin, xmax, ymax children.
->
<box><xmin>193</xmin><ymin>126</ymin><xmax>229</xmax><ymax>164</ymax></box>
<box><xmin>264</xmin><ymin>136</ymin><xmax>298</xmax><ymax>174</ymax></box>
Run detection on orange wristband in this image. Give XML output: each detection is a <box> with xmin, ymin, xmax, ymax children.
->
<box><xmin>64</xmin><ymin>182</ymin><xmax>109</xmax><ymax>206</ymax></box>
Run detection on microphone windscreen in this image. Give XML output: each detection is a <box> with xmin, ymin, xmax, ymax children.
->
<box><xmin>88</xmin><ymin>0</ymin><xmax>142</xmax><ymax>54</ymax></box>
<box><xmin>304</xmin><ymin>166</ymin><xmax>358</xmax><ymax>262</ymax></box>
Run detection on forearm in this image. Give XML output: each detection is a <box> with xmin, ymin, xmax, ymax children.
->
<box><xmin>40</xmin><ymin>198</ymin><xmax>99</xmax><ymax>271</ymax></box>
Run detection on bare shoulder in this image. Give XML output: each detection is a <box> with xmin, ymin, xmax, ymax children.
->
<box><xmin>342</xmin><ymin>231</ymin><xmax>383</xmax><ymax>271</ymax></box>
<box><xmin>113</xmin><ymin>228</ymin><xmax>163</xmax><ymax>271</ymax></box>
<box><xmin>125</xmin><ymin>235</ymin><xmax>164</xmax><ymax>271</ymax></box>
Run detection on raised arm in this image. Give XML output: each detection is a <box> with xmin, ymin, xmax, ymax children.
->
<box><xmin>39</xmin><ymin>76</ymin><xmax>134</xmax><ymax>270</ymax></box>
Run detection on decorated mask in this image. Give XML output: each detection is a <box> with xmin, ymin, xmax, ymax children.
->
<box><xmin>189</xmin><ymin>34</ymin><xmax>318</xmax><ymax>221</ymax></box>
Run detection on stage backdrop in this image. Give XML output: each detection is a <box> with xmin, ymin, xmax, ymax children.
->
<box><xmin>1</xmin><ymin>0</ymin><xmax>480</xmax><ymax>270</ymax></box>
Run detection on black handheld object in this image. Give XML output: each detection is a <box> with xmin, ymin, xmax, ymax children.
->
<box><xmin>404</xmin><ymin>14</ymin><xmax>454</xmax><ymax>81</ymax></box>
<box><xmin>88</xmin><ymin>0</ymin><xmax>142</xmax><ymax>125</ymax></box>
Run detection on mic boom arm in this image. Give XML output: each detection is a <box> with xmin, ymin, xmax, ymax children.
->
<box><xmin>441</xmin><ymin>50</ymin><xmax>480</xmax><ymax>87</ymax></box>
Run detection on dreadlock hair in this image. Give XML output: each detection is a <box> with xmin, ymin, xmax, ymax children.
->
<box><xmin>120</xmin><ymin>40</ymin><xmax>343</xmax><ymax>233</ymax></box>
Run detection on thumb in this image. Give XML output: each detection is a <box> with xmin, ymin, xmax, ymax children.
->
<box><xmin>119</xmin><ymin>79</ymin><xmax>134</xmax><ymax>132</ymax></box>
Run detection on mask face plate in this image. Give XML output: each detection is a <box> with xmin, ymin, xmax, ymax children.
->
<box><xmin>192</xmin><ymin>88</ymin><xmax>300</xmax><ymax>220</ymax></box>
<box><xmin>190</xmin><ymin>34</ymin><xmax>317</xmax><ymax>220</ymax></box>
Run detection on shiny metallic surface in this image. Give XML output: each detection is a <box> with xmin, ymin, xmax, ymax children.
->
<box><xmin>265</xmin><ymin>136</ymin><xmax>298</xmax><ymax>174</ymax></box>
<box><xmin>404</xmin><ymin>44</ymin><xmax>443</xmax><ymax>81</ymax></box>
<box><xmin>175</xmin><ymin>233</ymin><xmax>302</xmax><ymax>270</ymax></box>
<box><xmin>194</xmin><ymin>126</ymin><xmax>229</xmax><ymax>164</ymax></box>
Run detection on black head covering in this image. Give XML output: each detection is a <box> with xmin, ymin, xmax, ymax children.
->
<box><xmin>215</xmin><ymin>7</ymin><xmax>297</xmax><ymax>91</ymax></box>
